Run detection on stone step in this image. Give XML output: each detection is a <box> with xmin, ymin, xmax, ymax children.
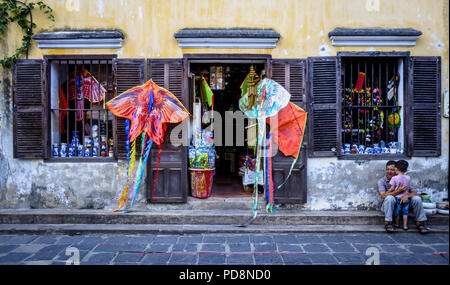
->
<box><xmin>0</xmin><ymin>223</ymin><xmax>448</xmax><ymax>235</ymax></box>
<box><xmin>0</xmin><ymin>209</ymin><xmax>448</xmax><ymax>226</ymax></box>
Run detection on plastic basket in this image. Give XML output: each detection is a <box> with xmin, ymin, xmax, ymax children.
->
<box><xmin>189</xmin><ymin>168</ymin><xmax>215</xmax><ymax>199</ymax></box>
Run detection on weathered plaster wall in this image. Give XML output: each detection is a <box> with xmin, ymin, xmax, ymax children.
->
<box><xmin>1</xmin><ymin>0</ymin><xmax>448</xmax><ymax>209</ymax></box>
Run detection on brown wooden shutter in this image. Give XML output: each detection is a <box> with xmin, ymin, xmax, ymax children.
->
<box><xmin>270</xmin><ymin>59</ymin><xmax>307</xmax><ymax>203</ymax></box>
<box><xmin>307</xmin><ymin>56</ymin><xmax>340</xmax><ymax>157</ymax></box>
<box><xmin>13</xmin><ymin>59</ymin><xmax>47</xmax><ymax>159</ymax></box>
<box><xmin>407</xmin><ymin>56</ymin><xmax>441</xmax><ymax>156</ymax></box>
<box><xmin>147</xmin><ymin>59</ymin><xmax>188</xmax><ymax>203</ymax></box>
<box><xmin>113</xmin><ymin>58</ymin><xmax>145</xmax><ymax>159</ymax></box>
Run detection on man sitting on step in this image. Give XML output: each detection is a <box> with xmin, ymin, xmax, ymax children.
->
<box><xmin>378</xmin><ymin>160</ymin><xmax>428</xmax><ymax>234</ymax></box>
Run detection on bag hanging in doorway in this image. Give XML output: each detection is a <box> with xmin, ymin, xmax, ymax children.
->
<box><xmin>106</xmin><ymin>80</ymin><xmax>189</xmax><ymax>212</ymax></box>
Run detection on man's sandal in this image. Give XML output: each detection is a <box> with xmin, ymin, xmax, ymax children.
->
<box><xmin>416</xmin><ymin>223</ymin><xmax>428</xmax><ymax>234</ymax></box>
<box><xmin>385</xmin><ymin>223</ymin><xmax>395</xmax><ymax>233</ymax></box>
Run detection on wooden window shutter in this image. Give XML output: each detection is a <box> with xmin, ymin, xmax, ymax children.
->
<box><xmin>407</xmin><ymin>56</ymin><xmax>441</xmax><ymax>156</ymax></box>
<box><xmin>13</xmin><ymin>59</ymin><xmax>47</xmax><ymax>159</ymax></box>
<box><xmin>271</xmin><ymin>59</ymin><xmax>306</xmax><ymax>108</ymax></box>
<box><xmin>147</xmin><ymin>58</ymin><xmax>187</xmax><ymax>203</ymax></box>
<box><xmin>270</xmin><ymin>59</ymin><xmax>307</xmax><ymax>203</ymax></box>
<box><xmin>307</xmin><ymin>56</ymin><xmax>340</xmax><ymax>157</ymax></box>
<box><xmin>113</xmin><ymin>58</ymin><xmax>145</xmax><ymax>159</ymax></box>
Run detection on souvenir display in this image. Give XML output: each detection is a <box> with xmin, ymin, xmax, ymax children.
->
<box><xmin>107</xmin><ymin>79</ymin><xmax>189</xmax><ymax>212</ymax></box>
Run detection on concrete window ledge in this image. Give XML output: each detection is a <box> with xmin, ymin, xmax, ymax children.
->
<box><xmin>32</xmin><ymin>30</ymin><xmax>124</xmax><ymax>49</ymax></box>
<box><xmin>174</xmin><ymin>28</ymin><xmax>280</xmax><ymax>49</ymax></box>
<box><xmin>328</xmin><ymin>27</ymin><xmax>422</xmax><ymax>47</ymax></box>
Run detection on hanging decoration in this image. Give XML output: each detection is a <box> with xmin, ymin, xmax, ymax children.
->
<box><xmin>106</xmin><ymin>79</ymin><xmax>189</xmax><ymax>212</ymax></box>
<box><xmin>239</xmin><ymin>65</ymin><xmax>306</xmax><ymax>223</ymax></box>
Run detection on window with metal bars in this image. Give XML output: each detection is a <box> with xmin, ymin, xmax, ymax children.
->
<box><xmin>340</xmin><ymin>57</ymin><xmax>404</xmax><ymax>155</ymax></box>
<box><xmin>49</xmin><ymin>56</ymin><xmax>115</xmax><ymax>160</ymax></box>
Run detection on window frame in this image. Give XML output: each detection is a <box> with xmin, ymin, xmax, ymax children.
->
<box><xmin>43</xmin><ymin>54</ymin><xmax>118</xmax><ymax>163</ymax></box>
<box><xmin>336</xmin><ymin>51</ymin><xmax>410</xmax><ymax>160</ymax></box>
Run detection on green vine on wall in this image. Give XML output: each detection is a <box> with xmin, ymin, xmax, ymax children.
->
<box><xmin>0</xmin><ymin>0</ymin><xmax>54</xmax><ymax>68</ymax></box>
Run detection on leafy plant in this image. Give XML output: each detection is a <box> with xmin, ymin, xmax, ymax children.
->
<box><xmin>0</xmin><ymin>0</ymin><xmax>54</xmax><ymax>68</ymax></box>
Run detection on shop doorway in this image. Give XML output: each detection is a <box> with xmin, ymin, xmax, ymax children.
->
<box><xmin>188</xmin><ymin>61</ymin><xmax>265</xmax><ymax>198</ymax></box>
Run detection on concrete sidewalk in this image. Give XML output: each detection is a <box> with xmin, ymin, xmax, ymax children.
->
<box><xmin>0</xmin><ymin>208</ymin><xmax>448</xmax><ymax>235</ymax></box>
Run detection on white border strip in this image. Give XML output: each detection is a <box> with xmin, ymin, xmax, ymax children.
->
<box><xmin>330</xmin><ymin>35</ymin><xmax>420</xmax><ymax>47</ymax></box>
<box><xmin>35</xmin><ymin>38</ymin><xmax>123</xmax><ymax>49</ymax></box>
<box><xmin>176</xmin><ymin>37</ymin><xmax>279</xmax><ymax>49</ymax></box>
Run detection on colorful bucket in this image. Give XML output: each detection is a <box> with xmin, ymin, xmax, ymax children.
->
<box><xmin>189</xmin><ymin>168</ymin><xmax>215</xmax><ymax>199</ymax></box>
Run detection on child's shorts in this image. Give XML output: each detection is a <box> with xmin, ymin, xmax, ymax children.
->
<box><xmin>394</xmin><ymin>197</ymin><xmax>410</xmax><ymax>216</ymax></box>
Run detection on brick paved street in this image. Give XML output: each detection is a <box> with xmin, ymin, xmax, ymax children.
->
<box><xmin>0</xmin><ymin>233</ymin><xmax>448</xmax><ymax>265</ymax></box>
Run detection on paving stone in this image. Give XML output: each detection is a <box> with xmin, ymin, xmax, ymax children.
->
<box><xmin>25</xmin><ymin>244</ymin><xmax>70</xmax><ymax>261</ymax></box>
<box><xmin>4</xmin><ymin>235</ymin><xmax>38</xmax><ymax>244</ymax></box>
<box><xmin>227</xmin><ymin>254</ymin><xmax>254</xmax><ymax>265</ymax></box>
<box><xmin>174</xmin><ymin>243</ymin><xmax>199</xmax><ymax>253</ymax></box>
<box><xmin>104</xmin><ymin>235</ymin><xmax>135</xmax><ymax>244</ymax></box>
<box><xmin>169</xmin><ymin>253</ymin><xmax>198</xmax><ymax>265</ymax></box>
<box><xmin>79</xmin><ymin>235</ymin><xmax>106</xmax><ymax>244</ymax></box>
<box><xmin>198</xmin><ymin>253</ymin><xmax>226</xmax><ymax>265</ymax></box>
<box><xmin>391</xmin><ymin>254</ymin><xmax>422</xmax><ymax>265</ymax></box>
<box><xmin>141</xmin><ymin>253</ymin><xmax>171</xmax><ymax>265</ymax></box>
<box><xmin>277</xmin><ymin>244</ymin><xmax>303</xmax><ymax>253</ymax></box>
<box><xmin>253</xmin><ymin>243</ymin><xmax>277</xmax><ymax>253</ymax></box>
<box><xmin>152</xmin><ymin>235</ymin><xmax>179</xmax><ymax>244</ymax></box>
<box><xmin>201</xmin><ymin>243</ymin><xmax>226</xmax><ymax>253</ymax></box>
<box><xmin>342</xmin><ymin>235</ymin><xmax>371</xmax><ymax>244</ymax></box>
<box><xmin>416</xmin><ymin>254</ymin><xmax>449</xmax><ymax>265</ymax></box>
<box><xmin>406</xmin><ymin>245</ymin><xmax>436</xmax><ymax>254</ymax></box>
<box><xmin>250</xmin><ymin>235</ymin><xmax>274</xmax><ymax>244</ymax></box>
<box><xmin>0</xmin><ymin>252</ymin><xmax>33</xmax><ymax>264</ymax></box>
<box><xmin>31</xmin><ymin>235</ymin><xmax>60</xmax><ymax>244</ymax></box>
<box><xmin>295</xmin><ymin>235</ymin><xmax>322</xmax><ymax>244</ymax></box>
<box><xmin>431</xmin><ymin>244</ymin><xmax>449</xmax><ymax>253</ymax></box>
<box><xmin>119</xmin><ymin>243</ymin><xmax>148</xmax><ymax>252</ymax></box>
<box><xmin>416</xmin><ymin>234</ymin><xmax>449</xmax><ymax>244</ymax></box>
<box><xmin>93</xmin><ymin>243</ymin><xmax>122</xmax><ymax>252</ymax></box>
<box><xmin>326</xmin><ymin>242</ymin><xmax>356</xmax><ymax>253</ymax></box>
<box><xmin>281</xmin><ymin>253</ymin><xmax>312</xmax><ymax>265</ymax></box>
<box><xmin>12</xmin><ymin>244</ymin><xmax>47</xmax><ymax>253</ymax></box>
<box><xmin>333</xmin><ymin>253</ymin><xmax>365</xmax><ymax>265</ymax></box>
<box><xmin>146</xmin><ymin>243</ymin><xmax>172</xmax><ymax>253</ymax></box>
<box><xmin>306</xmin><ymin>253</ymin><xmax>338</xmax><ymax>264</ymax></box>
<box><xmin>228</xmin><ymin>243</ymin><xmax>252</xmax><ymax>253</ymax></box>
<box><xmin>379</xmin><ymin>244</ymin><xmax>410</xmax><ymax>254</ymax></box>
<box><xmin>319</xmin><ymin>235</ymin><xmax>346</xmax><ymax>243</ymax></box>
<box><xmin>391</xmin><ymin>234</ymin><xmax>422</xmax><ymax>244</ymax></box>
<box><xmin>55</xmin><ymin>235</ymin><xmax>84</xmax><ymax>245</ymax></box>
<box><xmin>129</xmin><ymin>235</ymin><xmax>155</xmax><ymax>244</ymax></box>
<box><xmin>272</xmin><ymin>234</ymin><xmax>298</xmax><ymax>244</ymax></box>
<box><xmin>363</xmin><ymin>234</ymin><xmax>395</xmax><ymax>244</ymax></box>
<box><xmin>303</xmin><ymin>243</ymin><xmax>330</xmax><ymax>253</ymax></box>
<box><xmin>73</xmin><ymin>242</ymin><xmax>98</xmax><ymax>251</ymax></box>
<box><xmin>0</xmin><ymin>245</ymin><xmax>19</xmax><ymax>254</ymax></box>
<box><xmin>352</xmin><ymin>243</ymin><xmax>381</xmax><ymax>253</ymax></box>
<box><xmin>226</xmin><ymin>235</ymin><xmax>250</xmax><ymax>244</ymax></box>
<box><xmin>203</xmin><ymin>235</ymin><xmax>226</xmax><ymax>243</ymax></box>
<box><xmin>82</xmin><ymin>252</ymin><xmax>116</xmax><ymax>265</ymax></box>
<box><xmin>177</xmin><ymin>235</ymin><xmax>203</xmax><ymax>244</ymax></box>
<box><xmin>114</xmin><ymin>252</ymin><xmax>145</xmax><ymax>263</ymax></box>
<box><xmin>254</xmin><ymin>253</ymin><xmax>283</xmax><ymax>265</ymax></box>
<box><xmin>379</xmin><ymin>253</ymin><xmax>398</xmax><ymax>265</ymax></box>
<box><xmin>0</xmin><ymin>235</ymin><xmax>13</xmax><ymax>244</ymax></box>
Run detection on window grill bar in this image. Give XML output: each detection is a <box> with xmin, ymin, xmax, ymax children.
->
<box><xmin>105</xmin><ymin>61</ymin><xmax>109</xmax><ymax>155</ymax></box>
<box><xmin>65</xmin><ymin>60</ymin><xmax>69</xmax><ymax>146</ymax></box>
<box><xmin>89</xmin><ymin>59</ymin><xmax>93</xmax><ymax>157</ymax></box>
<box><xmin>385</xmin><ymin>61</ymin><xmax>389</xmax><ymax>141</ymax></box>
<box><xmin>81</xmin><ymin>62</ymin><xmax>86</xmax><ymax>156</ymax></box>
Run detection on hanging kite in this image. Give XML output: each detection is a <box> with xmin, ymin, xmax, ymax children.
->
<box><xmin>266</xmin><ymin>102</ymin><xmax>307</xmax><ymax>212</ymax></box>
<box><xmin>106</xmin><ymin>79</ymin><xmax>189</xmax><ymax>212</ymax></box>
<box><xmin>239</xmin><ymin>67</ymin><xmax>292</xmax><ymax>225</ymax></box>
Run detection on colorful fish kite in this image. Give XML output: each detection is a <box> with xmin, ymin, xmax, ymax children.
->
<box><xmin>107</xmin><ymin>79</ymin><xmax>189</xmax><ymax>212</ymax></box>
